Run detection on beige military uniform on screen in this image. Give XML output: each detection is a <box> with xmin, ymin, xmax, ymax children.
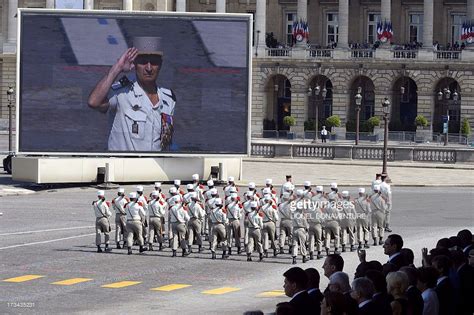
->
<box><xmin>278</xmin><ymin>200</ymin><xmax>293</xmax><ymax>248</ymax></box>
<box><xmin>261</xmin><ymin>202</ymin><xmax>279</xmax><ymax>252</ymax></box>
<box><xmin>125</xmin><ymin>201</ymin><xmax>146</xmax><ymax>247</ymax></box>
<box><xmin>291</xmin><ymin>205</ymin><xmax>308</xmax><ymax>258</ymax></box>
<box><xmin>148</xmin><ymin>198</ymin><xmax>166</xmax><ymax>244</ymax></box>
<box><xmin>210</xmin><ymin>207</ymin><xmax>228</xmax><ymax>253</ymax></box>
<box><xmin>187</xmin><ymin>200</ymin><xmax>205</xmax><ymax>247</ymax></box>
<box><xmin>354</xmin><ymin>195</ymin><xmax>371</xmax><ymax>244</ymax></box>
<box><xmin>370</xmin><ymin>193</ymin><xmax>387</xmax><ymax>239</ymax></box>
<box><xmin>112</xmin><ymin>196</ymin><xmax>128</xmax><ymax>243</ymax></box>
<box><xmin>93</xmin><ymin>199</ymin><xmax>112</xmax><ymax>246</ymax></box>
<box><xmin>247</xmin><ymin>211</ymin><xmax>264</xmax><ymax>254</ymax></box>
<box><xmin>169</xmin><ymin>204</ymin><xmax>190</xmax><ymax>251</ymax></box>
<box><xmin>226</xmin><ymin>200</ymin><xmax>242</xmax><ymax>250</ymax></box>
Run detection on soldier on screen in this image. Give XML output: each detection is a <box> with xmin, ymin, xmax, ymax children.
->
<box><xmin>88</xmin><ymin>36</ymin><xmax>176</xmax><ymax>151</ymax></box>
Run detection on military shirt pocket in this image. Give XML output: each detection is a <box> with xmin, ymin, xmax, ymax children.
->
<box><xmin>124</xmin><ymin>109</ymin><xmax>147</xmax><ymax>140</ymax></box>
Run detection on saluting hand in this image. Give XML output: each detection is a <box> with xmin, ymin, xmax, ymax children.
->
<box><xmin>116</xmin><ymin>48</ymin><xmax>138</xmax><ymax>72</ymax></box>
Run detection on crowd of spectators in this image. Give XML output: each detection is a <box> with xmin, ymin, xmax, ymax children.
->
<box><xmin>244</xmin><ymin>229</ymin><xmax>473</xmax><ymax>315</ymax></box>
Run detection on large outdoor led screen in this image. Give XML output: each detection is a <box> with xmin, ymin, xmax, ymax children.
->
<box><xmin>18</xmin><ymin>10</ymin><xmax>251</xmax><ymax>155</ymax></box>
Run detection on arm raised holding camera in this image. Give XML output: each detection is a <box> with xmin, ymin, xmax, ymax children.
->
<box><xmin>87</xmin><ymin>48</ymin><xmax>138</xmax><ymax>113</ymax></box>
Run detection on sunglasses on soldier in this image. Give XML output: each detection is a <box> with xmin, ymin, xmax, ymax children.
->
<box><xmin>134</xmin><ymin>55</ymin><xmax>162</xmax><ymax>66</ymax></box>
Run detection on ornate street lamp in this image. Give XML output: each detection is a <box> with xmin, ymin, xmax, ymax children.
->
<box><xmin>308</xmin><ymin>85</ymin><xmax>321</xmax><ymax>143</ymax></box>
<box><xmin>381</xmin><ymin>97</ymin><xmax>391</xmax><ymax>176</ymax></box>
<box><xmin>444</xmin><ymin>87</ymin><xmax>451</xmax><ymax>99</ymax></box>
<box><xmin>437</xmin><ymin>90</ymin><xmax>443</xmax><ymax>101</ymax></box>
<box><xmin>355</xmin><ymin>87</ymin><xmax>362</xmax><ymax>145</ymax></box>
<box><xmin>7</xmin><ymin>86</ymin><xmax>15</xmax><ymax>153</ymax></box>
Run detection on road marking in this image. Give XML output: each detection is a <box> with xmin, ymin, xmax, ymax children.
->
<box><xmin>0</xmin><ymin>233</ymin><xmax>96</xmax><ymax>251</ymax></box>
<box><xmin>257</xmin><ymin>290</ymin><xmax>285</xmax><ymax>297</ymax></box>
<box><xmin>0</xmin><ymin>226</ymin><xmax>94</xmax><ymax>237</ymax></box>
<box><xmin>3</xmin><ymin>275</ymin><xmax>45</xmax><ymax>283</ymax></box>
<box><xmin>102</xmin><ymin>281</ymin><xmax>141</xmax><ymax>289</ymax></box>
<box><xmin>202</xmin><ymin>287</ymin><xmax>241</xmax><ymax>295</ymax></box>
<box><xmin>150</xmin><ymin>284</ymin><xmax>192</xmax><ymax>292</ymax></box>
<box><xmin>51</xmin><ymin>278</ymin><xmax>93</xmax><ymax>286</ymax></box>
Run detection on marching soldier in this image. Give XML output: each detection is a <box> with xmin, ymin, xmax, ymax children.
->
<box><xmin>192</xmin><ymin>174</ymin><xmax>205</xmax><ymax>203</ymax></box>
<box><xmin>246</xmin><ymin>182</ymin><xmax>261</xmax><ymax>201</ymax></box>
<box><xmin>306</xmin><ymin>186</ymin><xmax>325</xmax><ymax>260</ymax></box>
<box><xmin>151</xmin><ymin>182</ymin><xmax>167</xmax><ymax>243</ymax></box>
<box><xmin>206</xmin><ymin>188</ymin><xmax>219</xmax><ymax>246</ymax></box>
<box><xmin>167</xmin><ymin>186</ymin><xmax>183</xmax><ymax>247</ymax></box>
<box><xmin>291</xmin><ymin>190</ymin><xmax>309</xmax><ymax>264</ymax></box>
<box><xmin>226</xmin><ymin>192</ymin><xmax>243</xmax><ymax>255</ymax></box>
<box><xmin>354</xmin><ymin>188</ymin><xmax>371</xmax><ymax>249</ymax></box>
<box><xmin>125</xmin><ymin>192</ymin><xmax>147</xmax><ymax>255</ymax></box>
<box><xmin>136</xmin><ymin>185</ymin><xmax>149</xmax><ymax>243</ymax></box>
<box><xmin>278</xmin><ymin>192</ymin><xmax>294</xmax><ymax>255</ymax></box>
<box><xmin>327</xmin><ymin>182</ymin><xmax>341</xmax><ymax>201</ymax></box>
<box><xmin>263</xmin><ymin>178</ymin><xmax>277</xmax><ymax>200</ymax></box>
<box><xmin>369</xmin><ymin>185</ymin><xmax>387</xmax><ymax>246</ymax></box>
<box><xmin>324</xmin><ymin>193</ymin><xmax>341</xmax><ymax>255</ymax></box>
<box><xmin>224</xmin><ymin>176</ymin><xmax>238</xmax><ymax>198</ymax></box>
<box><xmin>280</xmin><ymin>175</ymin><xmax>294</xmax><ymax>198</ymax></box>
<box><xmin>209</xmin><ymin>198</ymin><xmax>229</xmax><ymax>260</ymax></box>
<box><xmin>380</xmin><ymin>175</ymin><xmax>393</xmax><ymax>232</ymax></box>
<box><xmin>371</xmin><ymin>173</ymin><xmax>382</xmax><ymax>192</ymax></box>
<box><xmin>93</xmin><ymin>190</ymin><xmax>112</xmax><ymax>253</ymax></box>
<box><xmin>225</xmin><ymin>186</ymin><xmax>238</xmax><ymax>206</ymax></box>
<box><xmin>340</xmin><ymin>191</ymin><xmax>357</xmax><ymax>252</ymax></box>
<box><xmin>169</xmin><ymin>195</ymin><xmax>190</xmax><ymax>257</ymax></box>
<box><xmin>303</xmin><ymin>181</ymin><xmax>315</xmax><ymax>200</ymax></box>
<box><xmin>112</xmin><ymin>187</ymin><xmax>128</xmax><ymax>249</ymax></box>
<box><xmin>261</xmin><ymin>195</ymin><xmax>280</xmax><ymax>257</ymax></box>
<box><xmin>148</xmin><ymin>191</ymin><xmax>166</xmax><ymax>251</ymax></box>
<box><xmin>202</xmin><ymin>179</ymin><xmax>215</xmax><ymax>238</ymax></box>
<box><xmin>186</xmin><ymin>192</ymin><xmax>205</xmax><ymax>253</ymax></box>
<box><xmin>174</xmin><ymin>179</ymin><xmax>186</xmax><ymax>196</ymax></box>
<box><xmin>246</xmin><ymin>201</ymin><xmax>264</xmax><ymax>262</ymax></box>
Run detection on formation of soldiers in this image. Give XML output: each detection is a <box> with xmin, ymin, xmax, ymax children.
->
<box><xmin>92</xmin><ymin>173</ymin><xmax>392</xmax><ymax>264</ymax></box>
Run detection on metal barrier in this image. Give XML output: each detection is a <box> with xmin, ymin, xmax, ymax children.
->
<box><xmin>293</xmin><ymin>145</ymin><xmax>335</xmax><ymax>159</ymax></box>
<box><xmin>413</xmin><ymin>149</ymin><xmax>456</xmax><ymax>163</ymax></box>
<box><xmin>353</xmin><ymin>147</ymin><xmax>395</xmax><ymax>161</ymax></box>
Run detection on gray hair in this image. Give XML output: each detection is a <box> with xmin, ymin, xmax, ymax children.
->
<box><xmin>351</xmin><ymin>278</ymin><xmax>375</xmax><ymax>299</ymax></box>
<box><xmin>329</xmin><ymin>271</ymin><xmax>351</xmax><ymax>292</ymax></box>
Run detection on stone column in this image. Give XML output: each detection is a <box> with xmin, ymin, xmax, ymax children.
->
<box><xmin>423</xmin><ymin>0</ymin><xmax>433</xmax><ymax>49</ymax></box>
<box><xmin>84</xmin><ymin>0</ymin><xmax>94</xmax><ymax>10</ymax></box>
<box><xmin>123</xmin><ymin>0</ymin><xmax>133</xmax><ymax>11</ymax></box>
<box><xmin>338</xmin><ymin>0</ymin><xmax>349</xmax><ymax>49</ymax></box>
<box><xmin>290</xmin><ymin>87</ymin><xmax>307</xmax><ymax>134</ymax></box>
<box><xmin>295</xmin><ymin>0</ymin><xmax>308</xmax><ymax>47</ymax></box>
<box><xmin>46</xmin><ymin>0</ymin><xmax>55</xmax><ymax>8</ymax></box>
<box><xmin>216</xmin><ymin>0</ymin><xmax>226</xmax><ymax>13</ymax></box>
<box><xmin>380</xmin><ymin>0</ymin><xmax>391</xmax><ymax>47</ymax></box>
<box><xmin>7</xmin><ymin>0</ymin><xmax>17</xmax><ymax>44</ymax></box>
<box><xmin>468</xmin><ymin>0</ymin><xmax>474</xmax><ymax>22</ymax></box>
<box><xmin>255</xmin><ymin>0</ymin><xmax>266</xmax><ymax>56</ymax></box>
<box><xmin>176</xmin><ymin>0</ymin><xmax>186</xmax><ymax>12</ymax></box>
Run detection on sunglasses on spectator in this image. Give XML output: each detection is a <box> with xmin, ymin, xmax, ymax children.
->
<box><xmin>135</xmin><ymin>55</ymin><xmax>162</xmax><ymax>66</ymax></box>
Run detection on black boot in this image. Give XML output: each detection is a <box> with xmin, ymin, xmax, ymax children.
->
<box><xmin>212</xmin><ymin>252</ymin><xmax>216</xmax><ymax>260</ymax></box>
<box><xmin>325</xmin><ymin>248</ymin><xmax>330</xmax><ymax>256</ymax></box>
<box><xmin>310</xmin><ymin>252</ymin><xmax>314</xmax><ymax>260</ymax></box>
<box><xmin>350</xmin><ymin>245</ymin><xmax>355</xmax><ymax>252</ymax></box>
<box><xmin>222</xmin><ymin>250</ymin><xmax>228</xmax><ymax>259</ymax></box>
<box><xmin>188</xmin><ymin>246</ymin><xmax>193</xmax><ymax>254</ymax></box>
<box><xmin>303</xmin><ymin>256</ymin><xmax>308</xmax><ymax>263</ymax></box>
<box><xmin>198</xmin><ymin>245</ymin><xmax>202</xmax><ymax>252</ymax></box>
<box><xmin>237</xmin><ymin>247</ymin><xmax>241</xmax><ymax>255</ymax></box>
<box><xmin>228</xmin><ymin>247</ymin><xmax>232</xmax><ymax>256</ymax></box>
<box><xmin>148</xmin><ymin>244</ymin><xmax>154</xmax><ymax>251</ymax></box>
<box><xmin>273</xmin><ymin>249</ymin><xmax>278</xmax><ymax>257</ymax></box>
<box><xmin>264</xmin><ymin>251</ymin><xmax>268</xmax><ymax>258</ymax></box>
<box><xmin>317</xmin><ymin>251</ymin><xmax>323</xmax><ymax>259</ymax></box>
<box><xmin>342</xmin><ymin>245</ymin><xmax>346</xmax><ymax>253</ymax></box>
<box><xmin>289</xmin><ymin>247</ymin><xmax>292</xmax><ymax>255</ymax></box>
<box><xmin>105</xmin><ymin>244</ymin><xmax>112</xmax><ymax>252</ymax></box>
<box><xmin>373</xmin><ymin>238</ymin><xmax>377</xmax><ymax>246</ymax></box>
<box><xmin>358</xmin><ymin>242</ymin><xmax>362</xmax><ymax>250</ymax></box>
<box><xmin>259</xmin><ymin>253</ymin><xmax>264</xmax><ymax>262</ymax></box>
<box><xmin>379</xmin><ymin>238</ymin><xmax>384</xmax><ymax>245</ymax></box>
<box><xmin>127</xmin><ymin>247</ymin><xmax>132</xmax><ymax>255</ymax></box>
<box><xmin>247</xmin><ymin>254</ymin><xmax>252</xmax><ymax>262</ymax></box>
<box><xmin>139</xmin><ymin>245</ymin><xmax>146</xmax><ymax>253</ymax></box>
<box><xmin>182</xmin><ymin>249</ymin><xmax>189</xmax><ymax>257</ymax></box>
<box><xmin>159</xmin><ymin>243</ymin><xmax>163</xmax><ymax>251</ymax></box>
<box><xmin>172</xmin><ymin>250</ymin><xmax>177</xmax><ymax>257</ymax></box>
<box><xmin>116</xmin><ymin>242</ymin><xmax>122</xmax><ymax>249</ymax></box>
<box><xmin>97</xmin><ymin>245</ymin><xmax>103</xmax><ymax>253</ymax></box>
<box><xmin>364</xmin><ymin>241</ymin><xmax>370</xmax><ymax>249</ymax></box>
<box><xmin>292</xmin><ymin>256</ymin><xmax>297</xmax><ymax>265</ymax></box>
<box><xmin>280</xmin><ymin>246</ymin><xmax>284</xmax><ymax>255</ymax></box>
<box><xmin>384</xmin><ymin>226</ymin><xmax>392</xmax><ymax>232</ymax></box>
<box><xmin>334</xmin><ymin>248</ymin><xmax>340</xmax><ymax>255</ymax></box>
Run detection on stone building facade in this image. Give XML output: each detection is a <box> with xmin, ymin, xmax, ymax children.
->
<box><xmin>1</xmin><ymin>0</ymin><xmax>474</xmax><ymax>137</ymax></box>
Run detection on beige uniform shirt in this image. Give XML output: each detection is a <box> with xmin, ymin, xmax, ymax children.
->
<box><xmin>112</xmin><ymin>196</ymin><xmax>128</xmax><ymax>215</ymax></box>
<box><xmin>261</xmin><ymin>202</ymin><xmax>279</xmax><ymax>223</ymax></box>
<box><xmin>210</xmin><ymin>207</ymin><xmax>228</xmax><ymax>224</ymax></box>
<box><xmin>125</xmin><ymin>201</ymin><xmax>146</xmax><ymax>221</ymax></box>
<box><xmin>93</xmin><ymin>200</ymin><xmax>112</xmax><ymax>218</ymax></box>
<box><xmin>248</xmin><ymin>211</ymin><xmax>264</xmax><ymax>229</ymax></box>
<box><xmin>148</xmin><ymin>199</ymin><xmax>166</xmax><ymax>218</ymax></box>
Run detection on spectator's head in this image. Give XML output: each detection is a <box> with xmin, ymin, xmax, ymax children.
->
<box><xmin>457</xmin><ymin>229</ymin><xmax>473</xmax><ymax>248</ymax></box>
<box><xmin>450</xmin><ymin>250</ymin><xmax>468</xmax><ymax>269</ymax></box>
<box><xmin>321</xmin><ymin>291</ymin><xmax>347</xmax><ymax>315</ymax></box>
<box><xmin>432</xmin><ymin>255</ymin><xmax>452</xmax><ymax>277</ymax></box>
<box><xmin>386</xmin><ymin>271</ymin><xmax>409</xmax><ymax>298</ymax></box>
<box><xmin>416</xmin><ymin>266</ymin><xmax>438</xmax><ymax>292</ymax></box>
<box><xmin>367</xmin><ymin>260</ymin><xmax>383</xmax><ymax>272</ymax></box>
<box><xmin>354</xmin><ymin>262</ymin><xmax>371</xmax><ymax>279</ymax></box>
<box><xmin>283</xmin><ymin>267</ymin><xmax>308</xmax><ymax>297</ymax></box>
<box><xmin>323</xmin><ymin>254</ymin><xmax>344</xmax><ymax>278</ymax></box>
<box><xmin>365</xmin><ymin>270</ymin><xmax>388</xmax><ymax>294</ymax></box>
<box><xmin>383</xmin><ymin>234</ymin><xmax>404</xmax><ymax>256</ymax></box>
<box><xmin>436</xmin><ymin>238</ymin><xmax>451</xmax><ymax>249</ymax></box>
<box><xmin>448</xmin><ymin>236</ymin><xmax>461</xmax><ymax>250</ymax></box>
<box><xmin>275</xmin><ymin>302</ymin><xmax>294</xmax><ymax>315</ymax></box>
<box><xmin>243</xmin><ymin>311</ymin><xmax>264</xmax><ymax>315</ymax></box>
<box><xmin>305</xmin><ymin>268</ymin><xmax>320</xmax><ymax>290</ymax></box>
<box><xmin>350</xmin><ymin>278</ymin><xmax>375</xmax><ymax>304</ymax></box>
<box><xmin>400</xmin><ymin>248</ymin><xmax>415</xmax><ymax>266</ymax></box>
<box><xmin>382</xmin><ymin>263</ymin><xmax>398</xmax><ymax>276</ymax></box>
<box><xmin>328</xmin><ymin>271</ymin><xmax>351</xmax><ymax>293</ymax></box>
<box><xmin>399</xmin><ymin>266</ymin><xmax>419</xmax><ymax>287</ymax></box>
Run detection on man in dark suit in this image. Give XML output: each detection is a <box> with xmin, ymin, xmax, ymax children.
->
<box><xmin>323</xmin><ymin>254</ymin><xmax>345</xmax><ymax>294</ymax></box>
<box><xmin>282</xmin><ymin>267</ymin><xmax>311</xmax><ymax>315</ymax></box>
<box><xmin>350</xmin><ymin>277</ymin><xmax>377</xmax><ymax>315</ymax></box>
<box><xmin>305</xmin><ymin>268</ymin><xmax>324</xmax><ymax>315</ymax></box>
<box><xmin>432</xmin><ymin>255</ymin><xmax>455</xmax><ymax>315</ymax></box>
<box><xmin>383</xmin><ymin>234</ymin><xmax>407</xmax><ymax>271</ymax></box>
<box><xmin>365</xmin><ymin>270</ymin><xmax>393</xmax><ymax>315</ymax></box>
<box><xmin>457</xmin><ymin>229</ymin><xmax>473</xmax><ymax>257</ymax></box>
<box><xmin>451</xmin><ymin>250</ymin><xmax>474</xmax><ymax>315</ymax></box>
<box><xmin>400</xmin><ymin>266</ymin><xmax>424</xmax><ymax>315</ymax></box>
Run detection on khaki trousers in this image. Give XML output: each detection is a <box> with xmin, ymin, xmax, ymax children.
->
<box><xmin>308</xmin><ymin>222</ymin><xmax>323</xmax><ymax>252</ymax></box>
<box><xmin>211</xmin><ymin>223</ymin><xmax>227</xmax><ymax>252</ymax></box>
<box><xmin>96</xmin><ymin>217</ymin><xmax>110</xmax><ymax>246</ymax></box>
<box><xmin>262</xmin><ymin>221</ymin><xmax>277</xmax><ymax>251</ymax></box>
<box><xmin>324</xmin><ymin>220</ymin><xmax>341</xmax><ymax>249</ymax></box>
<box><xmin>171</xmin><ymin>222</ymin><xmax>187</xmax><ymax>250</ymax></box>
<box><xmin>148</xmin><ymin>217</ymin><xmax>163</xmax><ymax>244</ymax></box>
<box><xmin>187</xmin><ymin>218</ymin><xmax>203</xmax><ymax>246</ymax></box>
<box><xmin>247</xmin><ymin>227</ymin><xmax>263</xmax><ymax>254</ymax></box>
<box><xmin>226</xmin><ymin>219</ymin><xmax>241</xmax><ymax>249</ymax></box>
<box><xmin>115</xmin><ymin>214</ymin><xmax>127</xmax><ymax>243</ymax></box>
<box><xmin>356</xmin><ymin>218</ymin><xmax>370</xmax><ymax>243</ymax></box>
<box><xmin>292</xmin><ymin>227</ymin><xmax>308</xmax><ymax>257</ymax></box>
<box><xmin>243</xmin><ymin>218</ymin><xmax>250</xmax><ymax>246</ymax></box>
<box><xmin>372</xmin><ymin>211</ymin><xmax>385</xmax><ymax>239</ymax></box>
<box><xmin>341</xmin><ymin>221</ymin><xmax>356</xmax><ymax>246</ymax></box>
<box><xmin>126</xmin><ymin>220</ymin><xmax>144</xmax><ymax>247</ymax></box>
<box><xmin>279</xmin><ymin>219</ymin><xmax>293</xmax><ymax>248</ymax></box>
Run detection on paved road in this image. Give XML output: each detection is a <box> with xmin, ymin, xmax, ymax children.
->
<box><xmin>0</xmin><ymin>185</ymin><xmax>472</xmax><ymax>314</ymax></box>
